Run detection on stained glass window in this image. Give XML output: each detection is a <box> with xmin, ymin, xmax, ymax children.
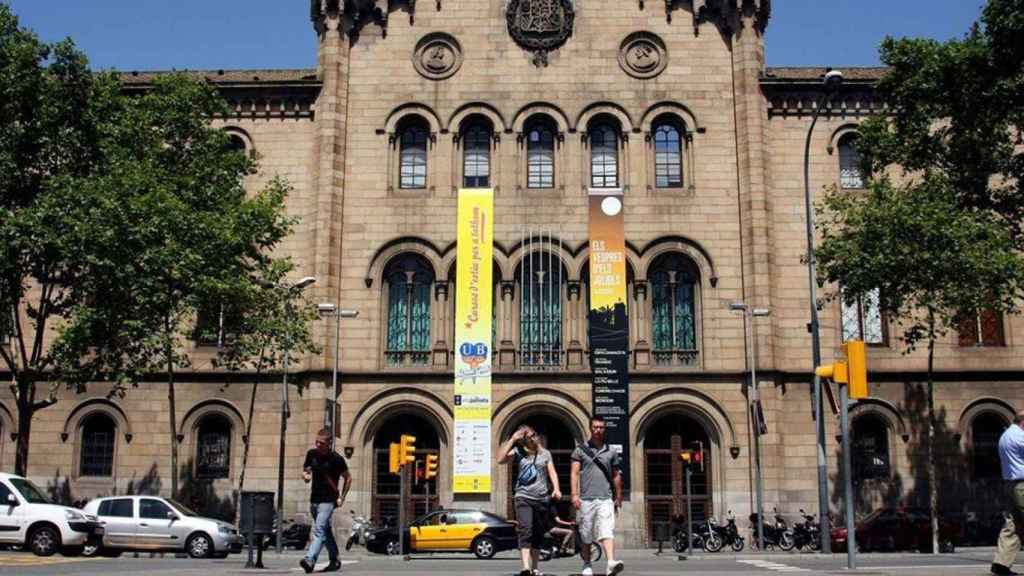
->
<box><xmin>841</xmin><ymin>288</ymin><xmax>885</xmax><ymax>344</ymax></box>
<box><xmin>650</xmin><ymin>253</ymin><xmax>698</xmax><ymax>366</ymax></box>
<box><xmin>385</xmin><ymin>255</ymin><xmax>434</xmax><ymax>366</ymax></box>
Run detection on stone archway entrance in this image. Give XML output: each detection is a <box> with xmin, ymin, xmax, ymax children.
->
<box><xmin>372</xmin><ymin>412</ymin><xmax>440</xmax><ymax>523</ymax></box>
<box><xmin>643</xmin><ymin>412</ymin><xmax>713</xmax><ymax>543</ymax></box>
<box><xmin>502</xmin><ymin>413</ymin><xmax>580</xmax><ymax>520</ymax></box>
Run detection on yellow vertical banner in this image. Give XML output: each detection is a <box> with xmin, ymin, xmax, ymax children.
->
<box><xmin>453</xmin><ymin>188</ymin><xmax>493</xmax><ymax>493</ymax></box>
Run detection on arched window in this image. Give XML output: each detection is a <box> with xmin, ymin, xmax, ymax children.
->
<box><xmin>385</xmin><ymin>255</ymin><xmax>434</xmax><ymax>366</ymax></box>
<box><xmin>462</xmin><ymin>119</ymin><xmax>493</xmax><ymax>188</ymax></box>
<box><xmin>838</xmin><ymin>134</ymin><xmax>864</xmax><ymax>189</ymax></box>
<box><xmin>972</xmin><ymin>412</ymin><xmax>1007</xmax><ymax>480</ymax></box>
<box><xmin>649</xmin><ymin>253</ymin><xmax>699</xmax><ymax>366</ymax></box>
<box><xmin>526</xmin><ymin>118</ymin><xmax>556</xmax><ymax>189</ymax></box>
<box><xmin>80</xmin><ymin>413</ymin><xmax>116</xmax><ymax>477</ymax></box>
<box><xmin>517</xmin><ymin>251</ymin><xmax>565</xmax><ymax>368</ymax></box>
<box><xmin>196</xmin><ymin>414</ymin><xmax>232</xmax><ymax>480</ymax></box>
<box><xmin>226</xmin><ymin>134</ymin><xmax>247</xmax><ymax>154</ymax></box>
<box><xmin>652</xmin><ymin>120</ymin><xmax>683</xmax><ymax>188</ymax></box>
<box><xmin>399</xmin><ymin>118</ymin><xmax>430</xmax><ymax>190</ymax></box>
<box><xmin>841</xmin><ymin>288</ymin><xmax>885</xmax><ymax>344</ymax></box>
<box><xmin>590</xmin><ymin>121</ymin><xmax>620</xmax><ymax>189</ymax></box>
<box><xmin>852</xmin><ymin>414</ymin><xmax>890</xmax><ymax>482</ymax></box>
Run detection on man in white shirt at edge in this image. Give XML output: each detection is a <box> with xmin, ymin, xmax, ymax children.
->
<box><xmin>992</xmin><ymin>411</ymin><xmax>1024</xmax><ymax>576</ymax></box>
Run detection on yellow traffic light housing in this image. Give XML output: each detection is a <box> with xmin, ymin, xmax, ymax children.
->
<box><xmin>844</xmin><ymin>340</ymin><xmax>868</xmax><ymax>399</ymax></box>
<box><xmin>389</xmin><ymin>442</ymin><xmax>401</xmax><ymax>475</ymax></box>
<box><xmin>399</xmin><ymin>434</ymin><xmax>417</xmax><ymax>466</ymax></box>
<box><xmin>425</xmin><ymin>453</ymin><xmax>439</xmax><ymax>480</ymax></box>
<box><xmin>679</xmin><ymin>450</ymin><xmax>693</xmax><ymax>464</ymax></box>
<box><xmin>815</xmin><ymin>339</ymin><xmax>868</xmax><ymax>399</ymax></box>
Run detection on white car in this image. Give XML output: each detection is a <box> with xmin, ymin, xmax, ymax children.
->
<box><xmin>0</xmin><ymin>472</ymin><xmax>103</xmax><ymax>556</ymax></box>
<box><xmin>82</xmin><ymin>495</ymin><xmax>243</xmax><ymax>558</ymax></box>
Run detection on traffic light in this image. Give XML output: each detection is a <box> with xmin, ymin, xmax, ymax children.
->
<box><xmin>815</xmin><ymin>339</ymin><xmax>869</xmax><ymax>399</ymax></box>
<box><xmin>425</xmin><ymin>453</ymin><xmax>439</xmax><ymax>480</ymax></box>
<box><xmin>399</xmin><ymin>434</ymin><xmax>417</xmax><ymax>466</ymax></box>
<box><xmin>845</xmin><ymin>340</ymin><xmax>868</xmax><ymax>399</ymax></box>
<box><xmin>680</xmin><ymin>450</ymin><xmax>693</xmax><ymax>464</ymax></box>
<box><xmin>389</xmin><ymin>442</ymin><xmax>401</xmax><ymax>475</ymax></box>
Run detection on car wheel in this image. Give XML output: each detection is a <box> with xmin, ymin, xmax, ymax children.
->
<box><xmin>186</xmin><ymin>533</ymin><xmax>214</xmax><ymax>559</ymax></box>
<box><xmin>472</xmin><ymin>536</ymin><xmax>496</xmax><ymax>559</ymax></box>
<box><xmin>29</xmin><ymin>525</ymin><xmax>60</xmax><ymax>557</ymax></box>
<box><xmin>385</xmin><ymin>539</ymin><xmax>401</xmax><ymax>556</ymax></box>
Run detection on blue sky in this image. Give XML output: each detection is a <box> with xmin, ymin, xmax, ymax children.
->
<box><xmin>7</xmin><ymin>1</ymin><xmax>985</xmax><ymax>71</ymax></box>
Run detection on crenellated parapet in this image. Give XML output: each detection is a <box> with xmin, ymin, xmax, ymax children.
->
<box><xmin>310</xmin><ymin>0</ymin><xmax>425</xmax><ymax>38</ymax></box>
<box><xmin>659</xmin><ymin>0</ymin><xmax>771</xmax><ymax>35</ymax></box>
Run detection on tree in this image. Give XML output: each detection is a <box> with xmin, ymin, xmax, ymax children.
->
<box><xmin>820</xmin><ymin>0</ymin><xmax>1024</xmax><ymax>552</ymax></box>
<box><xmin>52</xmin><ymin>74</ymin><xmax>297</xmax><ymax>500</ymax></box>
<box><xmin>204</xmin><ymin>259</ymin><xmax>320</xmax><ymax>513</ymax></box>
<box><xmin>0</xmin><ymin>4</ymin><xmax>121</xmax><ymax>475</ymax></box>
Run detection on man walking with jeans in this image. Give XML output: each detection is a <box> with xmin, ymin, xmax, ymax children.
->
<box><xmin>571</xmin><ymin>416</ymin><xmax>624</xmax><ymax>576</ymax></box>
<box><xmin>993</xmin><ymin>411</ymin><xmax>1024</xmax><ymax>576</ymax></box>
<box><xmin>301</xmin><ymin>428</ymin><xmax>351</xmax><ymax>573</ymax></box>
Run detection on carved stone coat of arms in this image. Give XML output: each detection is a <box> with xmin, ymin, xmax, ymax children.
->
<box><xmin>506</xmin><ymin>0</ymin><xmax>575</xmax><ymax>65</ymax></box>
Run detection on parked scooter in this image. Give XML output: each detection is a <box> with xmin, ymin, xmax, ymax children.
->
<box><xmin>704</xmin><ymin>510</ymin><xmax>745</xmax><ymax>552</ymax></box>
<box><xmin>671</xmin><ymin>514</ymin><xmax>714</xmax><ymax>553</ymax></box>
<box><xmin>261</xmin><ymin>518</ymin><xmax>312</xmax><ymax>551</ymax></box>
<box><xmin>791</xmin><ymin>509</ymin><xmax>821</xmax><ymax>551</ymax></box>
<box><xmin>345</xmin><ymin>510</ymin><xmax>373</xmax><ymax>551</ymax></box>
<box><xmin>749</xmin><ymin>508</ymin><xmax>795</xmax><ymax>551</ymax></box>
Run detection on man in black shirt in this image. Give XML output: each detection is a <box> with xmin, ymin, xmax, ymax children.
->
<box><xmin>300</xmin><ymin>428</ymin><xmax>351</xmax><ymax>573</ymax></box>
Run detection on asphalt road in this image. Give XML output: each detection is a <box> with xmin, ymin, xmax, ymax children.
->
<box><xmin>0</xmin><ymin>547</ymin><xmax>1004</xmax><ymax>576</ymax></box>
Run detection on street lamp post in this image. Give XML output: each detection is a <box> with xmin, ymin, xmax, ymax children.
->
<box><xmin>276</xmin><ymin>276</ymin><xmax>315</xmax><ymax>555</ymax></box>
<box><xmin>730</xmin><ymin>301</ymin><xmax>770</xmax><ymax>552</ymax></box>
<box><xmin>317</xmin><ymin>303</ymin><xmax>358</xmax><ymax>448</ymax></box>
<box><xmin>803</xmin><ymin>69</ymin><xmax>843</xmax><ymax>553</ymax></box>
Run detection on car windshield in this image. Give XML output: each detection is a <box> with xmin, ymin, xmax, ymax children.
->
<box><xmin>166</xmin><ymin>499</ymin><xmax>199</xmax><ymax>517</ymax></box>
<box><xmin>8</xmin><ymin>478</ymin><xmax>50</xmax><ymax>504</ymax></box>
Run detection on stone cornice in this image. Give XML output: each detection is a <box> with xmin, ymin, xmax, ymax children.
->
<box><xmin>661</xmin><ymin>0</ymin><xmax>771</xmax><ymax>34</ymax></box>
<box><xmin>311</xmin><ymin>0</ymin><xmax>421</xmax><ymax>38</ymax></box>
<box><xmin>120</xmin><ymin>69</ymin><xmax>322</xmax><ymax>121</ymax></box>
<box><xmin>761</xmin><ymin>67</ymin><xmax>885</xmax><ymax>118</ymax></box>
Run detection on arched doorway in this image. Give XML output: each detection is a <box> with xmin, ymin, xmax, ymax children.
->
<box><xmin>643</xmin><ymin>412</ymin><xmax>712</xmax><ymax>543</ymax></box>
<box><xmin>372</xmin><ymin>413</ymin><xmax>440</xmax><ymax>523</ymax></box>
<box><xmin>502</xmin><ymin>413</ymin><xmax>580</xmax><ymax>519</ymax></box>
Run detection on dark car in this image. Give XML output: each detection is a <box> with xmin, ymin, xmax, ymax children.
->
<box><xmin>831</xmin><ymin>507</ymin><xmax>960</xmax><ymax>553</ymax></box>
<box><xmin>365</xmin><ymin>509</ymin><xmax>518</xmax><ymax>559</ymax></box>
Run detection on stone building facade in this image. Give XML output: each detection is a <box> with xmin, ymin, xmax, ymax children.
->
<box><xmin>2</xmin><ymin>0</ymin><xmax>1021</xmax><ymax>548</ymax></box>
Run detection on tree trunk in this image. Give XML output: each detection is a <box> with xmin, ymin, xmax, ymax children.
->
<box><xmin>165</xmin><ymin>322</ymin><xmax>179</xmax><ymax>501</ymax></box>
<box><xmin>235</xmin><ymin>352</ymin><xmax>264</xmax><ymax>523</ymax></box>
<box><xmin>14</xmin><ymin>382</ymin><xmax>34</xmax><ymax>477</ymax></box>
<box><xmin>927</xmin><ymin>313</ymin><xmax>940</xmax><ymax>555</ymax></box>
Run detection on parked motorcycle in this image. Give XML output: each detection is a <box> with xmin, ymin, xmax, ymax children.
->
<box><xmin>704</xmin><ymin>511</ymin><xmax>744</xmax><ymax>552</ymax></box>
<box><xmin>260</xmin><ymin>518</ymin><xmax>312</xmax><ymax>551</ymax></box>
<box><xmin>346</xmin><ymin>510</ymin><xmax>373</xmax><ymax>551</ymax></box>
<box><xmin>749</xmin><ymin>508</ymin><xmax>795</xmax><ymax>551</ymax></box>
<box><xmin>791</xmin><ymin>509</ymin><xmax>821</xmax><ymax>551</ymax></box>
<box><xmin>671</xmin><ymin>514</ymin><xmax>714</xmax><ymax>553</ymax></box>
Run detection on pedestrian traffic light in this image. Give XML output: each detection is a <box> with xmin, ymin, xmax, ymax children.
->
<box><xmin>399</xmin><ymin>434</ymin><xmax>417</xmax><ymax>466</ymax></box>
<box><xmin>389</xmin><ymin>442</ymin><xmax>401</xmax><ymax>475</ymax></box>
<box><xmin>425</xmin><ymin>453</ymin><xmax>439</xmax><ymax>480</ymax></box>
<box><xmin>815</xmin><ymin>339</ymin><xmax>869</xmax><ymax>399</ymax></box>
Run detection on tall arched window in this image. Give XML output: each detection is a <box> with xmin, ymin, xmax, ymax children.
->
<box><xmin>652</xmin><ymin>120</ymin><xmax>683</xmax><ymax>188</ymax></box>
<box><xmin>526</xmin><ymin>118</ymin><xmax>556</xmax><ymax>189</ymax></box>
<box><xmin>80</xmin><ymin>413</ymin><xmax>116</xmax><ymax>477</ymax></box>
<box><xmin>399</xmin><ymin>118</ymin><xmax>430</xmax><ymax>190</ymax></box>
<box><xmin>838</xmin><ymin>134</ymin><xmax>864</xmax><ymax>189</ymax></box>
<box><xmin>649</xmin><ymin>253</ymin><xmax>699</xmax><ymax>366</ymax></box>
<box><xmin>972</xmin><ymin>412</ymin><xmax>1007</xmax><ymax>480</ymax></box>
<box><xmin>385</xmin><ymin>255</ymin><xmax>434</xmax><ymax>366</ymax></box>
<box><xmin>852</xmin><ymin>414</ymin><xmax>890</xmax><ymax>482</ymax></box>
<box><xmin>196</xmin><ymin>414</ymin><xmax>232</xmax><ymax>480</ymax></box>
<box><xmin>517</xmin><ymin>251</ymin><xmax>565</xmax><ymax>368</ymax></box>
<box><xmin>841</xmin><ymin>287</ymin><xmax>885</xmax><ymax>344</ymax></box>
<box><xmin>590</xmin><ymin>121</ymin><xmax>620</xmax><ymax>189</ymax></box>
<box><xmin>462</xmin><ymin>119</ymin><xmax>493</xmax><ymax>188</ymax></box>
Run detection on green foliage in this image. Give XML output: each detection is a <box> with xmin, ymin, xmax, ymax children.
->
<box><xmin>855</xmin><ymin>0</ymin><xmax>1024</xmax><ymax>242</ymax></box>
<box><xmin>51</xmin><ymin>74</ymin><xmax>299</xmax><ymax>396</ymax></box>
<box><xmin>816</xmin><ymin>177</ymin><xmax>1024</xmax><ymax>351</ymax></box>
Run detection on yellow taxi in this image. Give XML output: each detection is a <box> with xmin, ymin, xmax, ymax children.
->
<box><xmin>366</xmin><ymin>509</ymin><xmax>519</xmax><ymax>558</ymax></box>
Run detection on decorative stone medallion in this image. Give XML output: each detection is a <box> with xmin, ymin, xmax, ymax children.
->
<box><xmin>412</xmin><ymin>33</ymin><xmax>463</xmax><ymax>80</ymax></box>
<box><xmin>618</xmin><ymin>32</ymin><xmax>668</xmax><ymax>79</ymax></box>
<box><xmin>506</xmin><ymin>0</ymin><xmax>576</xmax><ymax>66</ymax></box>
